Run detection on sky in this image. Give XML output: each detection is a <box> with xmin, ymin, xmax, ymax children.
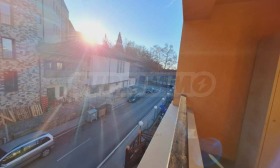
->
<box><xmin>64</xmin><ymin>0</ymin><xmax>183</xmax><ymax>55</ymax></box>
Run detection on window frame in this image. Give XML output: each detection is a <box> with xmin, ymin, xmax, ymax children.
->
<box><xmin>90</xmin><ymin>85</ymin><xmax>99</xmax><ymax>94</ymax></box>
<box><xmin>103</xmin><ymin>84</ymin><xmax>109</xmax><ymax>91</ymax></box>
<box><xmin>45</xmin><ymin>61</ymin><xmax>53</xmax><ymax>70</ymax></box>
<box><xmin>4</xmin><ymin>71</ymin><xmax>18</xmax><ymax>93</ymax></box>
<box><xmin>59</xmin><ymin>86</ymin><xmax>64</xmax><ymax>97</ymax></box>
<box><xmin>57</xmin><ymin>62</ymin><xmax>63</xmax><ymax>70</ymax></box>
<box><xmin>1</xmin><ymin>37</ymin><xmax>15</xmax><ymax>59</ymax></box>
<box><xmin>0</xmin><ymin>1</ymin><xmax>12</xmax><ymax>25</ymax></box>
<box><xmin>1</xmin><ymin>148</ymin><xmax>22</xmax><ymax>164</ymax></box>
<box><xmin>35</xmin><ymin>14</ymin><xmax>41</xmax><ymax>24</ymax></box>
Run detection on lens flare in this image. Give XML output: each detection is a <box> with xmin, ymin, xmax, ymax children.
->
<box><xmin>77</xmin><ymin>21</ymin><xmax>107</xmax><ymax>45</ymax></box>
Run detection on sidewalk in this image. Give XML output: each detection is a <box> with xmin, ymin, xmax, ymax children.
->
<box><xmin>47</xmin><ymin>117</ymin><xmax>83</xmax><ymax>137</ymax></box>
<box><xmin>47</xmin><ymin>96</ymin><xmax>128</xmax><ymax>138</ymax></box>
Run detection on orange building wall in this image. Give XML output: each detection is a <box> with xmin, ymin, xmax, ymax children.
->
<box><xmin>175</xmin><ymin>0</ymin><xmax>280</xmax><ymax>160</ymax></box>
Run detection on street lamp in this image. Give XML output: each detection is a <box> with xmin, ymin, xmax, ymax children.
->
<box><xmin>138</xmin><ymin>121</ymin><xmax>144</xmax><ymax>129</ymax></box>
<box><xmin>154</xmin><ymin>105</ymin><xmax>158</xmax><ymax>120</ymax></box>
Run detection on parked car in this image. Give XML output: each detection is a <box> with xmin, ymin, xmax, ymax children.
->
<box><xmin>146</xmin><ymin>88</ymin><xmax>153</xmax><ymax>94</ymax></box>
<box><xmin>0</xmin><ymin>131</ymin><xmax>54</xmax><ymax>168</ymax></box>
<box><xmin>146</xmin><ymin>87</ymin><xmax>157</xmax><ymax>94</ymax></box>
<box><xmin>127</xmin><ymin>94</ymin><xmax>142</xmax><ymax>103</ymax></box>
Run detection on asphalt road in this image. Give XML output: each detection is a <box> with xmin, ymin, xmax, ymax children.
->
<box><xmin>25</xmin><ymin>90</ymin><xmax>166</xmax><ymax>168</ymax></box>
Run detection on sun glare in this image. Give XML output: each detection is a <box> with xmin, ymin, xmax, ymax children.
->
<box><xmin>78</xmin><ymin>21</ymin><xmax>107</xmax><ymax>45</ymax></box>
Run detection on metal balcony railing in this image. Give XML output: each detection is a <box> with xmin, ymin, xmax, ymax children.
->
<box><xmin>138</xmin><ymin>95</ymin><xmax>204</xmax><ymax>168</ymax></box>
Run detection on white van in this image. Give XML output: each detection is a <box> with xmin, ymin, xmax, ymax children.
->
<box><xmin>0</xmin><ymin>131</ymin><xmax>54</xmax><ymax>168</ymax></box>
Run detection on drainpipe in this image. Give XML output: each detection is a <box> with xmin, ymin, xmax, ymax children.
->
<box><xmin>42</xmin><ymin>0</ymin><xmax>45</xmax><ymax>39</ymax></box>
<box><xmin>108</xmin><ymin>57</ymin><xmax>111</xmax><ymax>103</ymax></box>
<box><xmin>39</xmin><ymin>56</ymin><xmax>42</xmax><ymax>108</ymax></box>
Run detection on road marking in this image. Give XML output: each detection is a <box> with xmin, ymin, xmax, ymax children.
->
<box><xmin>97</xmin><ymin>125</ymin><xmax>139</xmax><ymax>168</ymax></box>
<box><xmin>55</xmin><ymin>126</ymin><xmax>78</xmax><ymax>139</ymax></box>
<box><xmin>57</xmin><ymin>138</ymin><xmax>91</xmax><ymax>162</ymax></box>
<box><xmin>97</xmin><ymin>97</ymin><xmax>164</xmax><ymax>168</ymax></box>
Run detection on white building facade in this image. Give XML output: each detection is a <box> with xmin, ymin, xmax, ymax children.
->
<box><xmin>89</xmin><ymin>55</ymin><xmax>130</xmax><ymax>96</ymax></box>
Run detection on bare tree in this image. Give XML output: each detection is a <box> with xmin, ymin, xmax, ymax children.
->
<box><xmin>151</xmin><ymin>44</ymin><xmax>177</xmax><ymax>69</ymax></box>
<box><xmin>162</xmin><ymin>44</ymin><xmax>177</xmax><ymax>69</ymax></box>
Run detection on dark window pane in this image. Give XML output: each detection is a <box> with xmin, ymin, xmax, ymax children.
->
<box><xmin>38</xmin><ymin>137</ymin><xmax>50</xmax><ymax>145</ymax></box>
<box><xmin>104</xmin><ymin>84</ymin><xmax>109</xmax><ymax>91</ymax></box>
<box><xmin>22</xmin><ymin>141</ymin><xmax>37</xmax><ymax>154</ymax></box>
<box><xmin>60</xmin><ymin>87</ymin><xmax>64</xmax><ymax>97</ymax></box>
<box><xmin>2</xmin><ymin>148</ymin><xmax>22</xmax><ymax>164</ymax></box>
<box><xmin>4</xmin><ymin>71</ymin><xmax>18</xmax><ymax>92</ymax></box>
<box><xmin>90</xmin><ymin>85</ymin><xmax>99</xmax><ymax>94</ymax></box>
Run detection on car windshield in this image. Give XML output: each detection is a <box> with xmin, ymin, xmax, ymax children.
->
<box><xmin>129</xmin><ymin>94</ymin><xmax>137</xmax><ymax>99</ymax></box>
<box><xmin>0</xmin><ymin>149</ymin><xmax>6</xmax><ymax>159</ymax></box>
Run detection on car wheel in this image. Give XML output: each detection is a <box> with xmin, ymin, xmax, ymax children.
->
<box><xmin>41</xmin><ymin>148</ymin><xmax>51</xmax><ymax>157</ymax></box>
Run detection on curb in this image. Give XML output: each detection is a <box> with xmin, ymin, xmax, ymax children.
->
<box><xmin>50</xmin><ymin>119</ymin><xmax>86</xmax><ymax>138</ymax></box>
<box><xmin>113</xmin><ymin>101</ymin><xmax>127</xmax><ymax>110</ymax></box>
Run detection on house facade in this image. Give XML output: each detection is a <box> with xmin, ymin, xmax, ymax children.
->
<box><xmin>0</xmin><ymin>0</ymin><xmax>41</xmax><ymax>111</ymax></box>
<box><xmin>0</xmin><ymin>0</ymin><xmax>73</xmax><ymax>135</ymax></box>
<box><xmin>0</xmin><ymin>0</ymin><xmax>132</xmax><ymax>142</ymax></box>
<box><xmin>89</xmin><ymin>54</ymin><xmax>130</xmax><ymax>96</ymax></box>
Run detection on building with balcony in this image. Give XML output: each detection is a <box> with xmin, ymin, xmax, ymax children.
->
<box><xmin>38</xmin><ymin>41</ymin><xmax>90</xmax><ymax>109</ymax></box>
<box><xmin>139</xmin><ymin>0</ymin><xmax>280</xmax><ymax>168</ymax></box>
<box><xmin>38</xmin><ymin>35</ymin><xmax>132</xmax><ymax>109</ymax></box>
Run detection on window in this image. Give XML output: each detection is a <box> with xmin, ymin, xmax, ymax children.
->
<box><xmin>4</xmin><ymin>71</ymin><xmax>18</xmax><ymax>92</ymax></box>
<box><xmin>121</xmin><ymin>61</ymin><xmax>125</xmax><ymax>73</ymax></box>
<box><xmin>117</xmin><ymin>61</ymin><xmax>125</xmax><ymax>73</ymax></box>
<box><xmin>0</xmin><ymin>2</ymin><xmax>11</xmax><ymax>25</ymax></box>
<box><xmin>53</xmin><ymin>24</ymin><xmax>60</xmax><ymax>35</ymax></box>
<box><xmin>1</xmin><ymin>148</ymin><xmax>23</xmax><ymax>164</ymax></box>
<box><xmin>35</xmin><ymin>14</ymin><xmax>41</xmax><ymax>24</ymax></box>
<box><xmin>57</xmin><ymin>62</ymin><xmax>63</xmax><ymax>70</ymax></box>
<box><xmin>59</xmin><ymin>87</ymin><xmax>64</xmax><ymax>97</ymax></box>
<box><xmin>38</xmin><ymin>137</ymin><xmax>50</xmax><ymax>145</ymax></box>
<box><xmin>1</xmin><ymin>38</ymin><xmax>14</xmax><ymax>58</ymax></box>
<box><xmin>90</xmin><ymin>85</ymin><xmax>99</xmax><ymax>94</ymax></box>
<box><xmin>103</xmin><ymin>84</ymin><xmax>109</xmax><ymax>91</ymax></box>
<box><xmin>45</xmin><ymin>61</ymin><xmax>53</xmax><ymax>70</ymax></box>
<box><xmin>22</xmin><ymin>141</ymin><xmax>37</xmax><ymax>154</ymax></box>
<box><xmin>0</xmin><ymin>149</ymin><xmax>6</xmax><ymax>159</ymax></box>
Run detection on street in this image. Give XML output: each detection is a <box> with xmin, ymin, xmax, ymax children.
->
<box><xmin>24</xmin><ymin>90</ymin><xmax>166</xmax><ymax>168</ymax></box>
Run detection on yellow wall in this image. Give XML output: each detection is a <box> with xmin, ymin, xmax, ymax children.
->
<box><xmin>175</xmin><ymin>0</ymin><xmax>280</xmax><ymax>160</ymax></box>
<box><xmin>258</xmin><ymin>58</ymin><xmax>280</xmax><ymax>167</ymax></box>
<box><xmin>236</xmin><ymin>36</ymin><xmax>280</xmax><ymax>168</ymax></box>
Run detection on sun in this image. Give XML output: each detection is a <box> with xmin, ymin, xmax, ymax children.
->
<box><xmin>78</xmin><ymin>21</ymin><xmax>107</xmax><ymax>45</ymax></box>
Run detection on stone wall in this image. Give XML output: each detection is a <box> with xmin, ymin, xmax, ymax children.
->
<box><xmin>0</xmin><ymin>0</ymin><xmax>41</xmax><ymax>109</ymax></box>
